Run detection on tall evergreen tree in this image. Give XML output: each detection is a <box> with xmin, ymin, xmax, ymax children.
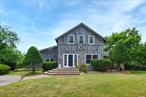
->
<box><xmin>23</xmin><ymin>46</ymin><xmax>43</xmax><ymax>73</ymax></box>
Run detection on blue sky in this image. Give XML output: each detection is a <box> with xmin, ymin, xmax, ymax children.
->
<box><xmin>0</xmin><ymin>0</ymin><xmax>146</xmax><ymax>53</ymax></box>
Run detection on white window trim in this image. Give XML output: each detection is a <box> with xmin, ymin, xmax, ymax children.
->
<box><xmin>68</xmin><ymin>35</ymin><xmax>75</xmax><ymax>44</ymax></box>
<box><xmin>88</xmin><ymin>35</ymin><xmax>95</xmax><ymax>45</ymax></box>
<box><xmin>78</xmin><ymin>35</ymin><xmax>85</xmax><ymax>44</ymax></box>
<box><xmin>63</xmin><ymin>54</ymin><xmax>78</xmax><ymax>67</ymax></box>
<box><xmin>85</xmin><ymin>54</ymin><xmax>99</xmax><ymax>65</ymax></box>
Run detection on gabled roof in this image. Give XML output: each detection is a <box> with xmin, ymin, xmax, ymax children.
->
<box><xmin>39</xmin><ymin>45</ymin><xmax>57</xmax><ymax>52</ymax></box>
<box><xmin>55</xmin><ymin>23</ymin><xmax>106</xmax><ymax>43</ymax></box>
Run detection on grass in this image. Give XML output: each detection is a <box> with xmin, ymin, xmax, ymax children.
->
<box><xmin>8</xmin><ymin>68</ymin><xmax>43</xmax><ymax>77</ymax></box>
<box><xmin>0</xmin><ymin>71</ymin><xmax>146</xmax><ymax>97</ymax></box>
<box><xmin>129</xmin><ymin>70</ymin><xmax>146</xmax><ymax>74</ymax></box>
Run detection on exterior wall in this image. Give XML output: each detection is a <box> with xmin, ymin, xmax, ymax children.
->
<box><xmin>40</xmin><ymin>47</ymin><xmax>58</xmax><ymax>62</ymax></box>
<box><xmin>57</xmin><ymin>25</ymin><xmax>105</xmax><ymax>67</ymax></box>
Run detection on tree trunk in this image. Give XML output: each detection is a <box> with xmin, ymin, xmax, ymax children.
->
<box><xmin>32</xmin><ymin>64</ymin><xmax>35</xmax><ymax>74</ymax></box>
<box><xmin>116</xmin><ymin>64</ymin><xmax>121</xmax><ymax>71</ymax></box>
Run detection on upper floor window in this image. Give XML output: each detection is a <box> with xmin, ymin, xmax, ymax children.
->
<box><xmin>78</xmin><ymin>35</ymin><xmax>84</xmax><ymax>43</ymax></box>
<box><xmin>88</xmin><ymin>35</ymin><xmax>95</xmax><ymax>44</ymax></box>
<box><xmin>68</xmin><ymin>35</ymin><xmax>74</xmax><ymax>44</ymax></box>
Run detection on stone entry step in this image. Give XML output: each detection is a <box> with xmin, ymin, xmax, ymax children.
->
<box><xmin>44</xmin><ymin>67</ymin><xmax>80</xmax><ymax>75</ymax></box>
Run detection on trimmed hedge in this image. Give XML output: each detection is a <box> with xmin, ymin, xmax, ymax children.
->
<box><xmin>125</xmin><ymin>64</ymin><xmax>146</xmax><ymax>71</ymax></box>
<box><xmin>0</xmin><ymin>64</ymin><xmax>11</xmax><ymax>75</ymax></box>
<box><xmin>42</xmin><ymin>61</ymin><xmax>58</xmax><ymax>71</ymax></box>
<box><xmin>79</xmin><ymin>64</ymin><xmax>88</xmax><ymax>73</ymax></box>
<box><xmin>91</xmin><ymin>59</ymin><xmax>112</xmax><ymax>71</ymax></box>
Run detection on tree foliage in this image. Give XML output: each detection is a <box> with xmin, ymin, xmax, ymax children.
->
<box><xmin>0</xmin><ymin>47</ymin><xmax>23</xmax><ymax>70</ymax></box>
<box><xmin>0</xmin><ymin>25</ymin><xmax>19</xmax><ymax>48</ymax></box>
<box><xmin>106</xmin><ymin>27</ymin><xmax>145</xmax><ymax>70</ymax></box>
<box><xmin>23</xmin><ymin>46</ymin><xmax>43</xmax><ymax>73</ymax></box>
<box><xmin>0</xmin><ymin>24</ymin><xmax>23</xmax><ymax>70</ymax></box>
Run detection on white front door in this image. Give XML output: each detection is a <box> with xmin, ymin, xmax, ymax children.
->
<box><xmin>63</xmin><ymin>54</ymin><xmax>78</xmax><ymax>67</ymax></box>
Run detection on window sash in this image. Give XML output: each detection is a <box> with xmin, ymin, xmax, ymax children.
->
<box><xmin>90</xmin><ymin>37</ymin><xmax>93</xmax><ymax>43</ymax></box>
<box><xmin>88</xmin><ymin>35</ymin><xmax>95</xmax><ymax>44</ymax></box>
<box><xmin>79</xmin><ymin>36</ymin><xmax>84</xmax><ymax>43</ymax></box>
<box><xmin>86</xmin><ymin>55</ymin><xmax>98</xmax><ymax>64</ymax></box>
<box><xmin>79</xmin><ymin>37</ymin><xmax>83</xmax><ymax>43</ymax></box>
<box><xmin>69</xmin><ymin>35</ymin><xmax>74</xmax><ymax>43</ymax></box>
<box><xmin>86</xmin><ymin>55</ymin><xmax>92</xmax><ymax>64</ymax></box>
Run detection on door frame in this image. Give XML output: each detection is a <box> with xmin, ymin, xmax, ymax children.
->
<box><xmin>63</xmin><ymin>54</ymin><xmax>78</xmax><ymax>67</ymax></box>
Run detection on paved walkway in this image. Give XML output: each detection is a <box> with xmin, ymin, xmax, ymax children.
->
<box><xmin>0</xmin><ymin>75</ymin><xmax>21</xmax><ymax>86</ymax></box>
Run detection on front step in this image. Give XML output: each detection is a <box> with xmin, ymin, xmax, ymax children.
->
<box><xmin>44</xmin><ymin>67</ymin><xmax>80</xmax><ymax>75</ymax></box>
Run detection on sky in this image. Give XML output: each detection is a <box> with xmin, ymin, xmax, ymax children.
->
<box><xmin>0</xmin><ymin>0</ymin><xmax>146</xmax><ymax>53</ymax></box>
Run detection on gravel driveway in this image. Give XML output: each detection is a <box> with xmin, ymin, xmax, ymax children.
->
<box><xmin>0</xmin><ymin>75</ymin><xmax>21</xmax><ymax>86</ymax></box>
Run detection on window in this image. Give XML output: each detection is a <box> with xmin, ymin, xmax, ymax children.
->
<box><xmin>69</xmin><ymin>35</ymin><xmax>74</xmax><ymax>44</ymax></box>
<box><xmin>88</xmin><ymin>35</ymin><xmax>95</xmax><ymax>44</ymax></box>
<box><xmin>46</xmin><ymin>59</ymin><xmax>50</xmax><ymax>61</ymax></box>
<box><xmin>93</xmin><ymin>55</ymin><xmax>98</xmax><ymax>59</ymax></box>
<box><xmin>63</xmin><ymin>54</ymin><xmax>78</xmax><ymax>67</ymax></box>
<box><xmin>74</xmin><ymin>54</ymin><xmax>78</xmax><ymax>66</ymax></box>
<box><xmin>64</xmin><ymin>55</ymin><xmax>67</xmax><ymax>66</ymax></box>
<box><xmin>78</xmin><ymin>35</ymin><xmax>84</xmax><ymax>43</ymax></box>
<box><xmin>51</xmin><ymin>59</ymin><xmax>54</xmax><ymax>61</ymax></box>
<box><xmin>86</xmin><ymin>55</ymin><xmax>98</xmax><ymax>64</ymax></box>
<box><xmin>86</xmin><ymin>55</ymin><xmax>92</xmax><ymax>64</ymax></box>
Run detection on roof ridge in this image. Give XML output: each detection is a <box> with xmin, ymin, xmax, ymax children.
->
<box><xmin>55</xmin><ymin>23</ymin><xmax>106</xmax><ymax>42</ymax></box>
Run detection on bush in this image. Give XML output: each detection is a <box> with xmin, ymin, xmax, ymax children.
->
<box><xmin>0</xmin><ymin>64</ymin><xmax>11</xmax><ymax>75</ymax></box>
<box><xmin>91</xmin><ymin>59</ymin><xmax>112</xmax><ymax>71</ymax></box>
<box><xmin>42</xmin><ymin>61</ymin><xmax>58</xmax><ymax>71</ymax></box>
<box><xmin>4</xmin><ymin>62</ymin><xmax>16</xmax><ymax>70</ymax></box>
<box><xmin>79</xmin><ymin>64</ymin><xmax>88</xmax><ymax>73</ymax></box>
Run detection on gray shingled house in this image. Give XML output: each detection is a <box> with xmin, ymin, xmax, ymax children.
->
<box><xmin>40</xmin><ymin>23</ymin><xmax>106</xmax><ymax>70</ymax></box>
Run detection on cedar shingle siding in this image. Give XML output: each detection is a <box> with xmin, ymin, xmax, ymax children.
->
<box><xmin>40</xmin><ymin>23</ymin><xmax>106</xmax><ymax>68</ymax></box>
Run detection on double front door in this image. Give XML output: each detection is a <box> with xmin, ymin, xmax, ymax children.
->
<box><xmin>63</xmin><ymin>54</ymin><xmax>78</xmax><ymax>67</ymax></box>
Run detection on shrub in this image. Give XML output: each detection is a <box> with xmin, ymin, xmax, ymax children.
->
<box><xmin>42</xmin><ymin>61</ymin><xmax>58</xmax><ymax>71</ymax></box>
<box><xmin>91</xmin><ymin>59</ymin><xmax>112</xmax><ymax>71</ymax></box>
<box><xmin>0</xmin><ymin>64</ymin><xmax>11</xmax><ymax>75</ymax></box>
<box><xmin>79</xmin><ymin>64</ymin><xmax>88</xmax><ymax>73</ymax></box>
<box><xmin>4</xmin><ymin>62</ymin><xmax>16</xmax><ymax>70</ymax></box>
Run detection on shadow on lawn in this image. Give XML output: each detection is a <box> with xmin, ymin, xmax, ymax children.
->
<box><xmin>8</xmin><ymin>68</ymin><xmax>43</xmax><ymax>77</ymax></box>
<box><xmin>129</xmin><ymin>70</ymin><xmax>146</xmax><ymax>75</ymax></box>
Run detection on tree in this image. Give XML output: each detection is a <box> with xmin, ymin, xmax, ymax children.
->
<box><xmin>0</xmin><ymin>24</ymin><xmax>22</xmax><ymax>70</ymax></box>
<box><xmin>0</xmin><ymin>47</ymin><xmax>23</xmax><ymax>70</ymax></box>
<box><xmin>0</xmin><ymin>25</ymin><xmax>19</xmax><ymax>49</ymax></box>
<box><xmin>110</xmin><ymin>41</ymin><xmax>130</xmax><ymax>71</ymax></box>
<box><xmin>106</xmin><ymin>28</ymin><xmax>141</xmax><ymax>52</ymax></box>
<box><xmin>23</xmin><ymin>46</ymin><xmax>43</xmax><ymax>73</ymax></box>
<box><xmin>135</xmin><ymin>43</ymin><xmax>146</xmax><ymax>66</ymax></box>
<box><xmin>106</xmin><ymin>28</ymin><xmax>141</xmax><ymax>70</ymax></box>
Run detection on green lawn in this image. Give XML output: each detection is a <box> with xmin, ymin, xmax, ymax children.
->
<box><xmin>0</xmin><ymin>72</ymin><xmax>146</xmax><ymax>97</ymax></box>
<box><xmin>8</xmin><ymin>68</ymin><xmax>43</xmax><ymax>76</ymax></box>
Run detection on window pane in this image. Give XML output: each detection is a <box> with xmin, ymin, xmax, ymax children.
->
<box><xmin>64</xmin><ymin>55</ymin><xmax>67</xmax><ymax>66</ymax></box>
<box><xmin>86</xmin><ymin>55</ymin><xmax>91</xmax><ymax>64</ymax></box>
<box><xmin>93</xmin><ymin>55</ymin><xmax>98</xmax><ymax>59</ymax></box>
<box><xmin>74</xmin><ymin>55</ymin><xmax>78</xmax><ymax>66</ymax></box>
<box><xmin>90</xmin><ymin>37</ymin><xmax>93</xmax><ymax>43</ymax></box>
<box><xmin>69</xmin><ymin>36</ymin><xmax>73</xmax><ymax>43</ymax></box>
<box><xmin>79</xmin><ymin>36</ymin><xmax>83</xmax><ymax>43</ymax></box>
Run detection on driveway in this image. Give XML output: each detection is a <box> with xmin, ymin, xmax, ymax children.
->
<box><xmin>0</xmin><ymin>75</ymin><xmax>21</xmax><ymax>86</ymax></box>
